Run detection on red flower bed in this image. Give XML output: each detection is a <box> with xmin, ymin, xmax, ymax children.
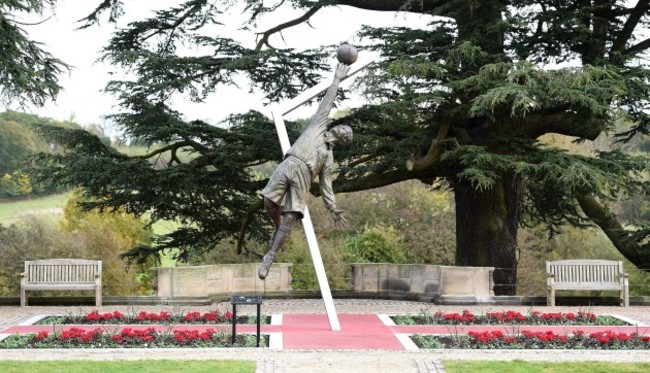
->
<box><xmin>413</xmin><ymin>329</ymin><xmax>650</xmax><ymax>349</ymax></box>
<box><xmin>4</xmin><ymin>327</ymin><xmax>260</xmax><ymax>348</ymax></box>
<box><xmin>396</xmin><ymin>309</ymin><xmax>621</xmax><ymax>326</ymax></box>
<box><xmin>43</xmin><ymin>309</ymin><xmax>236</xmax><ymax>325</ymax></box>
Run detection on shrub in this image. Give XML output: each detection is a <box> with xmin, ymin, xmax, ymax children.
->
<box><xmin>345</xmin><ymin>224</ymin><xmax>405</xmax><ymax>263</ymax></box>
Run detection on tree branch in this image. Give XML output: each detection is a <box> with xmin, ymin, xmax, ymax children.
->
<box><xmin>576</xmin><ymin>193</ymin><xmax>650</xmax><ymax>270</ymax></box>
<box><xmin>336</xmin><ymin>0</ymin><xmax>448</xmax><ymax>13</ymax></box>
<box><xmin>236</xmin><ymin>199</ymin><xmax>263</xmax><ymax>254</ymax></box>
<box><xmin>406</xmin><ymin>120</ymin><xmax>453</xmax><ymax>171</ymax></box>
<box><xmin>611</xmin><ymin>0</ymin><xmax>650</xmax><ymax>53</ymax></box>
<box><xmin>255</xmin><ymin>5</ymin><xmax>323</xmax><ymax>51</ymax></box>
<box><xmin>622</xmin><ymin>37</ymin><xmax>650</xmax><ymax>57</ymax></box>
<box><xmin>335</xmin><ymin>167</ymin><xmax>437</xmax><ymax>194</ymax></box>
<box><xmin>516</xmin><ymin>108</ymin><xmax>604</xmax><ymax>140</ymax></box>
<box><xmin>347</xmin><ymin>153</ymin><xmax>381</xmax><ymax>168</ymax></box>
<box><xmin>5</xmin><ymin>16</ymin><xmax>52</xmax><ymax>26</ymax></box>
<box><xmin>135</xmin><ymin>140</ymin><xmax>205</xmax><ymax>160</ymax></box>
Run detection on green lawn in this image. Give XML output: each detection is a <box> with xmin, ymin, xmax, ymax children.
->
<box><xmin>444</xmin><ymin>360</ymin><xmax>650</xmax><ymax>373</ymax></box>
<box><xmin>0</xmin><ymin>360</ymin><xmax>255</xmax><ymax>373</ymax></box>
<box><xmin>0</xmin><ymin>192</ymin><xmax>71</xmax><ymax>226</ymax></box>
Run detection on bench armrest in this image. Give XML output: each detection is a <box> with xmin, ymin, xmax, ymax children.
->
<box><xmin>546</xmin><ymin>273</ymin><xmax>555</xmax><ymax>278</ymax></box>
<box><xmin>620</xmin><ymin>272</ymin><xmax>629</xmax><ymax>278</ymax></box>
<box><xmin>20</xmin><ymin>272</ymin><xmax>26</xmax><ymax>277</ymax></box>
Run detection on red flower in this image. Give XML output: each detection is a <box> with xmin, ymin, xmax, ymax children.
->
<box><xmin>204</xmin><ymin>313</ymin><xmax>218</xmax><ymax>322</ymax></box>
<box><xmin>183</xmin><ymin>312</ymin><xmax>201</xmax><ymax>322</ymax></box>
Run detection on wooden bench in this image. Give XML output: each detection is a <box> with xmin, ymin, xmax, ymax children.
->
<box><xmin>546</xmin><ymin>259</ymin><xmax>629</xmax><ymax>307</ymax></box>
<box><xmin>21</xmin><ymin>259</ymin><xmax>102</xmax><ymax>307</ymax></box>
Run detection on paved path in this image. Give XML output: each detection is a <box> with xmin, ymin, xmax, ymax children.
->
<box><xmin>1</xmin><ymin>299</ymin><xmax>650</xmax><ymax>372</ymax></box>
<box><xmin>4</xmin><ymin>313</ymin><xmax>650</xmax><ymax>351</ymax></box>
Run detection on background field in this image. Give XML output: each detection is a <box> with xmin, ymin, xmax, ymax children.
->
<box><xmin>0</xmin><ymin>193</ymin><xmax>70</xmax><ymax>226</ymax></box>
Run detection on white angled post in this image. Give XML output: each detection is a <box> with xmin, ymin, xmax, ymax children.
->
<box><xmin>269</xmin><ymin>56</ymin><xmax>374</xmax><ymax>332</ymax></box>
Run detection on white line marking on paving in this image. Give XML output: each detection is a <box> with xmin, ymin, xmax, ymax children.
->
<box><xmin>377</xmin><ymin>314</ymin><xmax>396</xmax><ymax>326</ymax></box>
<box><xmin>395</xmin><ymin>333</ymin><xmax>419</xmax><ymax>351</ymax></box>
<box><xmin>270</xmin><ymin>314</ymin><xmax>283</xmax><ymax>326</ymax></box>
<box><xmin>268</xmin><ymin>332</ymin><xmax>283</xmax><ymax>350</ymax></box>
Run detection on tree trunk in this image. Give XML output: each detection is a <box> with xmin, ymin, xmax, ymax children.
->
<box><xmin>453</xmin><ymin>173</ymin><xmax>525</xmax><ymax>295</ymax></box>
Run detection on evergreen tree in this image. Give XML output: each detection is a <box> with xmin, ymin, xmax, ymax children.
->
<box><xmin>29</xmin><ymin>1</ymin><xmax>650</xmax><ymax>294</ymax></box>
<box><xmin>0</xmin><ymin>0</ymin><xmax>68</xmax><ymax>107</ymax></box>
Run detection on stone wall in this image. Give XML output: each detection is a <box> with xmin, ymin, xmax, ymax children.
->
<box><xmin>350</xmin><ymin>263</ymin><xmax>494</xmax><ymax>303</ymax></box>
<box><xmin>154</xmin><ymin>263</ymin><xmax>292</xmax><ymax>297</ymax></box>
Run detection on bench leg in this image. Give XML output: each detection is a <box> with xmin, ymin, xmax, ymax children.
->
<box><xmin>96</xmin><ymin>288</ymin><xmax>102</xmax><ymax>307</ymax></box>
<box><xmin>547</xmin><ymin>287</ymin><xmax>555</xmax><ymax>307</ymax></box>
<box><xmin>21</xmin><ymin>288</ymin><xmax>27</xmax><ymax>307</ymax></box>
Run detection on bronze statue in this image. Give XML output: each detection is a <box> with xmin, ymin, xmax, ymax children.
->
<box><xmin>258</xmin><ymin>62</ymin><xmax>354</xmax><ymax>280</ymax></box>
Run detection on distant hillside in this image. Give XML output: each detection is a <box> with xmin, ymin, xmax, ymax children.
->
<box><xmin>0</xmin><ymin>111</ymin><xmax>83</xmax><ymax>199</ymax></box>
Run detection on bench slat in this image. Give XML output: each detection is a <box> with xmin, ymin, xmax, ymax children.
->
<box><xmin>546</xmin><ymin>260</ymin><xmax>628</xmax><ymax>307</ymax></box>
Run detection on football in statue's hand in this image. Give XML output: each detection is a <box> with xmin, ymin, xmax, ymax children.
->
<box><xmin>336</xmin><ymin>44</ymin><xmax>358</xmax><ymax>65</ymax></box>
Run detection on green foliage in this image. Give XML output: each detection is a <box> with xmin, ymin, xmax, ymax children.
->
<box><xmin>59</xmin><ymin>190</ymin><xmax>157</xmax><ymax>295</ymax></box>
<box><xmin>23</xmin><ymin>1</ymin><xmax>650</xmax><ymax>288</ymax></box>
<box><xmin>0</xmin><ymin>172</ymin><xmax>32</xmax><ymax>198</ymax></box>
<box><xmin>0</xmin><ymin>0</ymin><xmax>69</xmax><ymax>107</ymax></box>
<box><xmin>516</xmin><ymin>224</ymin><xmax>650</xmax><ymax>297</ymax></box>
<box><xmin>0</xmin><ymin>190</ymin><xmax>155</xmax><ymax>297</ymax></box>
<box><xmin>27</xmin><ymin>111</ymin><xmax>306</xmax><ymax>264</ymax></box>
<box><xmin>0</xmin><ymin>111</ymin><xmax>82</xmax><ymax>199</ymax></box>
<box><xmin>345</xmin><ymin>224</ymin><xmax>405</xmax><ymax>263</ymax></box>
<box><xmin>280</xmin><ymin>226</ymin><xmax>351</xmax><ymax>291</ymax></box>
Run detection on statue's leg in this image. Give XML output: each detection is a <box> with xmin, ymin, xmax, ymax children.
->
<box><xmin>258</xmin><ymin>212</ymin><xmax>299</xmax><ymax>279</ymax></box>
<box><xmin>264</xmin><ymin>197</ymin><xmax>281</xmax><ymax>246</ymax></box>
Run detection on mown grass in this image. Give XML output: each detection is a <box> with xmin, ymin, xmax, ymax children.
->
<box><xmin>444</xmin><ymin>360</ymin><xmax>650</xmax><ymax>373</ymax></box>
<box><xmin>0</xmin><ymin>192</ymin><xmax>71</xmax><ymax>226</ymax></box>
<box><xmin>0</xmin><ymin>359</ymin><xmax>255</xmax><ymax>373</ymax></box>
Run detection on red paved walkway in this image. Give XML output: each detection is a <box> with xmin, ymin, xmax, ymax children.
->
<box><xmin>3</xmin><ymin>314</ymin><xmax>650</xmax><ymax>350</ymax></box>
<box><xmin>282</xmin><ymin>314</ymin><xmax>403</xmax><ymax>350</ymax></box>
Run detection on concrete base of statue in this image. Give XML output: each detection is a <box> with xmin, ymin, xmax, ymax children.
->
<box><xmin>350</xmin><ymin>263</ymin><xmax>495</xmax><ymax>304</ymax></box>
<box><xmin>154</xmin><ymin>263</ymin><xmax>293</xmax><ymax>297</ymax></box>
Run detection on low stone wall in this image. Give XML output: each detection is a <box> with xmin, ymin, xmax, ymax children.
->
<box><xmin>350</xmin><ymin>263</ymin><xmax>495</xmax><ymax>304</ymax></box>
<box><xmin>154</xmin><ymin>263</ymin><xmax>292</xmax><ymax>297</ymax></box>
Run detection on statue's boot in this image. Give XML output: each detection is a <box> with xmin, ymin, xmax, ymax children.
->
<box><xmin>258</xmin><ymin>222</ymin><xmax>293</xmax><ymax>280</ymax></box>
<box><xmin>258</xmin><ymin>251</ymin><xmax>275</xmax><ymax>280</ymax></box>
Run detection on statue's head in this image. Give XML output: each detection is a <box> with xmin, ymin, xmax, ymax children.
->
<box><xmin>328</xmin><ymin>125</ymin><xmax>353</xmax><ymax>147</ymax></box>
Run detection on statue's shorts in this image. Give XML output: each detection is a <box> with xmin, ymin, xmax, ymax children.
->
<box><xmin>261</xmin><ymin>155</ymin><xmax>312</xmax><ymax>217</ymax></box>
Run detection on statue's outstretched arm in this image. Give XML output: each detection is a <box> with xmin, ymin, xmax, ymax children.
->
<box><xmin>319</xmin><ymin>167</ymin><xmax>347</xmax><ymax>228</ymax></box>
<box><xmin>309</xmin><ymin>64</ymin><xmax>350</xmax><ymax>129</ymax></box>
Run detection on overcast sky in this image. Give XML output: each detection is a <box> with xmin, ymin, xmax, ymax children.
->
<box><xmin>8</xmin><ymin>1</ymin><xmax>430</xmax><ymax>129</ymax></box>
